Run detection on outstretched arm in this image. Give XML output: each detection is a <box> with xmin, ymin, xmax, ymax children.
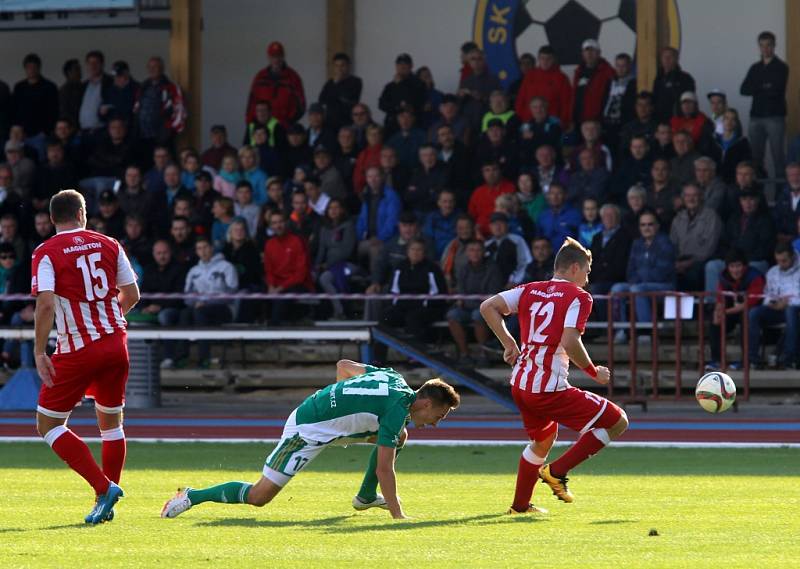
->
<box><xmin>561</xmin><ymin>327</ymin><xmax>610</xmax><ymax>385</ymax></box>
<box><xmin>480</xmin><ymin>294</ymin><xmax>520</xmax><ymax>366</ymax></box>
<box><xmin>336</xmin><ymin>359</ymin><xmax>367</xmax><ymax>382</ymax></box>
<box><xmin>375</xmin><ymin>445</ymin><xmax>406</xmax><ymax>519</ymax></box>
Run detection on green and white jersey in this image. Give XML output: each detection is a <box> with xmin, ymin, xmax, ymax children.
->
<box><xmin>293</xmin><ymin>366</ymin><xmax>415</xmax><ymax>448</ymax></box>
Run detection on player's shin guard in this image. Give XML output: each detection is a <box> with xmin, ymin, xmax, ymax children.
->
<box><xmin>549</xmin><ymin>428</ymin><xmax>610</xmax><ymax>478</ymax></box>
<box><xmin>357</xmin><ymin>445</ymin><xmax>403</xmax><ymax>502</ymax></box>
<box><xmin>100</xmin><ymin>426</ymin><xmax>126</xmax><ymax>484</ymax></box>
<box><xmin>44</xmin><ymin>425</ymin><xmax>110</xmax><ymax>496</ymax></box>
<box><xmin>186</xmin><ymin>482</ymin><xmax>253</xmax><ymax>505</ymax></box>
<box><xmin>512</xmin><ymin>445</ymin><xmax>545</xmax><ymax>512</ymax></box>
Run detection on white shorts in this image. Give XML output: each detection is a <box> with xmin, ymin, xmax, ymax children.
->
<box><xmin>262</xmin><ymin>410</ymin><xmax>328</xmax><ymax>486</ymax></box>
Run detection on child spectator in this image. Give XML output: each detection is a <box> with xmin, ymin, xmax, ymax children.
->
<box><xmin>578</xmin><ymin>197</ymin><xmax>602</xmax><ymax>248</ymax></box>
<box><xmin>234</xmin><ymin>181</ymin><xmax>260</xmax><ymax>238</ymax></box>
<box><xmin>211</xmin><ymin>197</ymin><xmax>235</xmax><ymax>252</ymax></box>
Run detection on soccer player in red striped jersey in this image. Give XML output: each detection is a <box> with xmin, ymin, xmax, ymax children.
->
<box><xmin>480</xmin><ymin>237</ymin><xmax>629</xmax><ymax>513</ymax></box>
<box><xmin>32</xmin><ymin>189</ymin><xmax>140</xmax><ymax>524</ymax></box>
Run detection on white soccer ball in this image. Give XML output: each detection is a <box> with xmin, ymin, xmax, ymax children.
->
<box><xmin>695</xmin><ymin>372</ymin><xmax>737</xmax><ymax>413</ymax></box>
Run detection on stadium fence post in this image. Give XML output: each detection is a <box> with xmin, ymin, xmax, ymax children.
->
<box><xmin>651</xmin><ymin>293</ymin><xmax>659</xmax><ymax>398</ymax></box>
<box><xmin>697</xmin><ymin>292</ymin><xmax>705</xmax><ymax>374</ymax></box>
<box><xmin>742</xmin><ymin>295</ymin><xmax>751</xmax><ymax>401</ymax></box>
<box><xmin>674</xmin><ymin>292</ymin><xmax>683</xmax><ymax>399</ymax></box>
<box><xmin>628</xmin><ymin>291</ymin><xmax>637</xmax><ymax>398</ymax></box>
<box><xmin>720</xmin><ymin>294</ymin><xmax>728</xmax><ymax>371</ymax></box>
<box><xmin>606</xmin><ymin>292</ymin><xmax>615</xmax><ymax>397</ymax></box>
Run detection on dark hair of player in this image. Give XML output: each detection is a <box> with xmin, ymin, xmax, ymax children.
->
<box><xmin>417</xmin><ymin>378</ymin><xmax>460</xmax><ymax>409</ymax></box>
<box><xmin>553</xmin><ymin>237</ymin><xmax>592</xmax><ymax>272</ymax></box>
<box><xmin>50</xmin><ymin>189</ymin><xmax>86</xmax><ymax>224</ymax></box>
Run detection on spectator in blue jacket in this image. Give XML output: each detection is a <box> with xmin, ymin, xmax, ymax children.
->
<box><xmin>423</xmin><ymin>189</ymin><xmax>459</xmax><ymax>258</ymax></box>
<box><xmin>611</xmin><ymin>210</ymin><xmax>676</xmax><ymax>342</ymax></box>
<box><xmin>536</xmin><ymin>183</ymin><xmax>581</xmax><ymax>250</ymax></box>
<box><xmin>356</xmin><ymin>166</ymin><xmax>402</xmax><ymax>279</ymax></box>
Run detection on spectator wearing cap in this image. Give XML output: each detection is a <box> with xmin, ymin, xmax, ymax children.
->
<box><xmin>428</xmin><ymin>94</ymin><xmax>471</xmax><ymax>147</ymax></box>
<box><xmin>306</xmin><ymin>103</ymin><xmax>337</xmax><ymax>152</ymax></box>
<box><xmin>238</xmin><ymin>145</ymin><xmax>268</xmax><ymax>204</ymax></box>
<box><xmin>32</xmin><ymin>139</ymin><xmax>77</xmax><ymax>212</ymax></box>
<box><xmin>313</xmin><ymin>144</ymin><xmax>347</xmax><ymax>202</ymax></box>
<box><xmin>524</xmin><ymin>237</ymin><xmax>556</xmax><ymax>282</ymax></box>
<box><xmin>618</xmin><ymin>91</ymin><xmax>657</xmax><ymax>160</ymax></box>
<box><xmin>404</xmin><ymin>144</ymin><xmax>449</xmax><ymax>213</ymax></box>
<box><xmin>12</xmin><ymin>53</ymin><xmax>59</xmax><ymax>142</ymax></box>
<box><xmin>515</xmin><ymin>45</ymin><xmax>573</xmax><ymax>128</ymax></box>
<box><xmin>694</xmin><ymin>156</ymin><xmax>736</xmax><ymax>221</ymax></box>
<box><xmin>263</xmin><ymin>211</ymin><xmax>313</xmax><ymax>325</ymax></box>
<box><xmin>518</xmin><ymin>97</ymin><xmax>563</xmax><ymax>169</ymax></box>
<box><xmin>485</xmin><ymin>211</ymin><xmax>532</xmax><ymax>286</ymax></box>
<box><xmin>669</xmin><ymin>130</ymin><xmax>702</xmax><ymax>187</ymax></box>
<box><xmin>58</xmin><ymin>58</ymin><xmax>83</xmax><ymax>127</ymax></box>
<box><xmin>481</xmin><ymin>90</ymin><xmax>519</xmax><ymax>135</ymax></box>
<box><xmin>740</xmin><ymin>31</ymin><xmax>789</xmax><ymax>176</ymax></box>
<box><xmin>536</xmin><ymin>183</ymin><xmax>581</xmax><ymax>251</ymax></box>
<box><xmin>95</xmin><ymin>189</ymin><xmax>125</xmax><ymax>239</ymax></box>
<box><xmin>282</xmin><ymin>123</ymin><xmax>313</xmax><ymax>177</ymax></box>
<box><xmin>435</xmin><ymin>123</ymin><xmax>471</xmax><ymax>208</ymax></box>
<box><xmin>458</xmin><ymin>48</ymin><xmax>501</xmax><ymax>130</ymax></box>
<box><xmin>529</xmin><ymin>144</ymin><xmax>568</xmax><ymax>196</ymax></box>
<box><xmin>201</xmin><ymin>125</ymin><xmax>237</xmax><ymax>170</ymax></box>
<box><xmin>705</xmin><ymin>188</ymin><xmax>773</xmax><ymax>295</ymax></box>
<box><xmin>469</xmin><ymin>160</ymin><xmax>515</xmax><ymax>237</ymax></box>
<box><xmin>378</xmin><ymin>53</ymin><xmax>427</xmax><ymax>138</ymax></box>
<box><xmin>246</xmin><ymin>41</ymin><xmax>306</xmax><ymax>127</ymax></box>
<box><xmin>101</xmin><ymin>60</ymin><xmax>138</xmax><ymax>127</ymax></box>
<box><xmin>602</xmin><ymin>53</ymin><xmax>637</xmax><ymax>154</ymax></box>
<box><xmin>0</xmin><ymin>166</ymin><xmax>22</xmax><ymax>223</ymax></box>
<box><xmin>706</xmin><ymin>89</ymin><xmax>729</xmax><ymax>136</ymax></box>
<box><xmin>244</xmin><ymin>101</ymin><xmax>288</xmax><ymax>154</ymax></box>
<box><xmin>134</xmin><ymin>56</ymin><xmax>186</xmax><ymax>163</ymax></box>
<box><xmin>353</xmin><ymin>124</ymin><xmax>383</xmax><ymax>195</ymax></box>
<box><xmin>670</xmin><ymin>91</ymin><xmax>714</xmax><ymax>153</ymax></box>
<box><xmin>670</xmin><ymin>183</ymin><xmax>722</xmax><ymax>291</ymax></box>
<box><xmin>3</xmin><ymin>140</ymin><xmax>35</xmax><ymax>201</ymax></box>
<box><xmin>416</xmin><ymin>66</ymin><xmax>444</xmax><ymax>129</ymax></box>
<box><xmin>423</xmin><ymin>189</ymin><xmax>459</xmax><ymax>258</ymax></box>
<box><xmin>774</xmin><ymin>162</ymin><xmax>800</xmax><ymax>242</ymax></box>
<box><xmin>588</xmin><ymin>204</ymin><xmax>631</xmax><ymax>316</ymax></box>
<box><xmin>318</xmin><ymin>52</ymin><xmax>362</xmax><ymax>132</ymax></box>
<box><xmin>572</xmin><ymin>39</ymin><xmax>615</xmax><ymax>126</ymax></box>
<box><xmin>652</xmin><ymin>47</ymin><xmax>695</xmax><ymax>122</ymax></box>
<box><xmin>645</xmin><ymin>158</ymin><xmax>680</xmax><ymax>229</ymax></box>
<box><xmin>474</xmin><ymin>118</ymin><xmax>519</xmax><ymax>183</ymax></box>
<box><xmin>386</xmin><ymin>108</ymin><xmax>427</xmax><ymax>171</ymax></box>
<box><xmin>78</xmin><ymin>50</ymin><xmax>114</xmax><ymax>137</ymax></box>
<box><xmin>356</xmin><ymin>167</ymin><xmax>402</xmax><ymax>280</ymax></box>
<box><xmin>303</xmin><ymin>176</ymin><xmax>330</xmax><ymax>217</ymax></box>
<box><xmin>709</xmin><ymin>109</ymin><xmax>753</xmax><ymax>185</ymax></box>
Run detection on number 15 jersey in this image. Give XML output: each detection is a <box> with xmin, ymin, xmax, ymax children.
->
<box><xmin>499</xmin><ymin>278</ymin><xmax>593</xmax><ymax>393</ymax></box>
<box><xmin>31</xmin><ymin>228</ymin><xmax>136</xmax><ymax>355</ymax></box>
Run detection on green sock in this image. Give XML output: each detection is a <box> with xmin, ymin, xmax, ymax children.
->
<box><xmin>187</xmin><ymin>481</ymin><xmax>252</xmax><ymax>505</ymax></box>
<box><xmin>357</xmin><ymin>446</ymin><xmax>403</xmax><ymax>502</ymax></box>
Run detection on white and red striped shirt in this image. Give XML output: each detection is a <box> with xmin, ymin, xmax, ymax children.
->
<box><xmin>31</xmin><ymin>228</ymin><xmax>136</xmax><ymax>354</ymax></box>
<box><xmin>499</xmin><ymin>278</ymin><xmax>593</xmax><ymax>393</ymax></box>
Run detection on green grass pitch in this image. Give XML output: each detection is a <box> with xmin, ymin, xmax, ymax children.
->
<box><xmin>1</xmin><ymin>442</ymin><xmax>798</xmax><ymax>568</ymax></box>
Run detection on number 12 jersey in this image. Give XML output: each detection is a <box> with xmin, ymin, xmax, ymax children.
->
<box><xmin>31</xmin><ymin>228</ymin><xmax>136</xmax><ymax>355</ymax></box>
<box><xmin>499</xmin><ymin>278</ymin><xmax>593</xmax><ymax>394</ymax></box>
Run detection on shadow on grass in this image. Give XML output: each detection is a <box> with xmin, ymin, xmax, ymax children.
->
<box><xmin>1</xmin><ymin>522</ymin><xmax>89</xmax><ymax>535</ymax></box>
<box><xmin>195</xmin><ymin>512</ymin><xmax>546</xmax><ymax>533</ymax></box>
<box><xmin>588</xmin><ymin>519</ymin><xmax>638</xmax><ymax>525</ymax></box>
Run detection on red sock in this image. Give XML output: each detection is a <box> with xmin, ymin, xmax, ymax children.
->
<box><xmin>512</xmin><ymin>446</ymin><xmax>545</xmax><ymax>512</ymax></box>
<box><xmin>45</xmin><ymin>426</ymin><xmax>110</xmax><ymax>495</ymax></box>
<box><xmin>100</xmin><ymin>427</ymin><xmax>126</xmax><ymax>484</ymax></box>
<box><xmin>549</xmin><ymin>428</ymin><xmax>609</xmax><ymax>478</ymax></box>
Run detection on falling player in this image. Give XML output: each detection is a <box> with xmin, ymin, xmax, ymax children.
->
<box><xmin>480</xmin><ymin>237</ymin><xmax>629</xmax><ymax>514</ymax></box>
<box><xmin>161</xmin><ymin>360</ymin><xmax>459</xmax><ymax>520</ymax></box>
<box><xmin>32</xmin><ymin>189</ymin><xmax>140</xmax><ymax>524</ymax></box>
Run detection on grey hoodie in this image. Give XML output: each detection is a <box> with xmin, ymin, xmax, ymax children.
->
<box><xmin>763</xmin><ymin>253</ymin><xmax>800</xmax><ymax>306</ymax></box>
<box><xmin>184</xmin><ymin>253</ymin><xmax>239</xmax><ymax>305</ymax></box>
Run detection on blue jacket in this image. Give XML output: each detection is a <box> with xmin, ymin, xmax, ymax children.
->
<box><xmin>423</xmin><ymin>210</ymin><xmax>459</xmax><ymax>258</ymax></box>
<box><xmin>244</xmin><ymin>168</ymin><xmax>268</xmax><ymax>205</ymax></box>
<box><xmin>356</xmin><ymin>187</ymin><xmax>402</xmax><ymax>242</ymax></box>
<box><xmin>626</xmin><ymin>233</ymin><xmax>676</xmax><ymax>284</ymax></box>
<box><xmin>537</xmin><ymin>205</ymin><xmax>582</xmax><ymax>249</ymax></box>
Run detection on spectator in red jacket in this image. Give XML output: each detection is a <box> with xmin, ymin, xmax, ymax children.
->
<box><xmin>245</xmin><ymin>41</ymin><xmax>306</xmax><ymax>127</ymax></box>
<box><xmin>515</xmin><ymin>45</ymin><xmax>573</xmax><ymax>128</ymax></box>
<box><xmin>468</xmin><ymin>160</ymin><xmax>516</xmax><ymax>237</ymax></box>
<box><xmin>263</xmin><ymin>211</ymin><xmax>313</xmax><ymax>324</ymax></box>
<box><xmin>572</xmin><ymin>39</ymin><xmax>616</xmax><ymax>126</ymax></box>
<box><xmin>670</xmin><ymin>91</ymin><xmax>714</xmax><ymax>154</ymax></box>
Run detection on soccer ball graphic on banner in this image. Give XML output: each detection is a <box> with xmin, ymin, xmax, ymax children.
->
<box><xmin>515</xmin><ymin>0</ymin><xmax>637</xmax><ymax>66</ymax></box>
<box><xmin>695</xmin><ymin>372</ymin><xmax>737</xmax><ymax>413</ymax></box>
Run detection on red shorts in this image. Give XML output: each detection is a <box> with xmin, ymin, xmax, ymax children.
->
<box><xmin>38</xmin><ymin>332</ymin><xmax>129</xmax><ymax>418</ymax></box>
<box><xmin>511</xmin><ymin>386</ymin><xmax>623</xmax><ymax>442</ymax></box>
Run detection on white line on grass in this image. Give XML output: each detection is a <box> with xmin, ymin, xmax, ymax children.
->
<box><xmin>1</xmin><ymin>437</ymin><xmax>799</xmax><ymax>448</ymax></box>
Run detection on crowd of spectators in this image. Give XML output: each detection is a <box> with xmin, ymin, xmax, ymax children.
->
<box><xmin>0</xmin><ymin>32</ymin><xmax>799</xmax><ymax>369</ymax></box>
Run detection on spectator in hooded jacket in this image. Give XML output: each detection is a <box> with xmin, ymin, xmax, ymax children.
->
<box><xmin>740</xmin><ymin>31</ymin><xmax>789</xmax><ymax>177</ymax></box>
<box><xmin>246</xmin><ymin>41</ymin><xmax>306</xmax><ymax>127</ymax></box>
<box><xmin>710</xmin><ymin>109</ymin><xmax>753</xmax><ymax>184</ymax></box>
<box><xmin>652</xmin><ymin>47</ymin><xmax>696</xmax><ymax>122</ymax></box>
<box><xmin>748</xmin><ymin>242</ymin><xmax>800</xmax><ymax>368</ymax></box>
<box><xmin>318</xmin><ymin>52</ymin><xmax>362</xmax><ymax>132</ymax></box>
<box><xmin>572</xmin><ymin>39</ymin><xmax>615</xmax><ymax>126</ymax></box>
<box><xmin>515</xmin><ymin>45</ymin><xmax>573</xmax><ymax>128</ymax></box>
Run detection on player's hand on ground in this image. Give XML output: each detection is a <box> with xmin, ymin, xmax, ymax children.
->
<box><xmin>391</xmin><ymin>511</ymin><xmax>410</xmax><ymax>520</ymax></box>
<box><xmin>503</xmin><ymin>344</ymin><xmax>520</xmax><ymax>366</ymax></box>
<box><xmin>595</xmin><ymin>366</ymin><xmax>611</xmax><ymax>385</ymax></box>
<box><xmin>35</xmin><ymin>354</ymin><xmax>56</xmax><ymax>387</ymax></box>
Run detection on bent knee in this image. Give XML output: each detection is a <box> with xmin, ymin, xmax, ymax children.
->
<box><xmin>613</xmin><ymin>410</ymin><xmax>630</xmax><ymax>434</ymax></box>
